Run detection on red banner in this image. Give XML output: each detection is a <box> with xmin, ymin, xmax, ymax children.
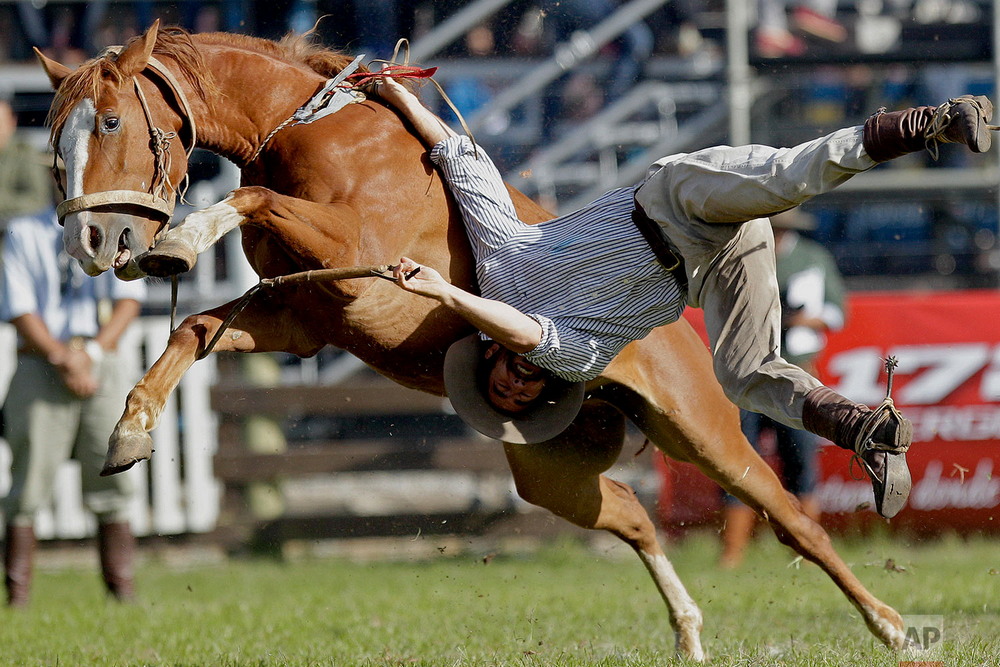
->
<box><xmin>657</xmin><ymin>291</ymin><xmax>1000</xmax><ymax>534</ymax></box>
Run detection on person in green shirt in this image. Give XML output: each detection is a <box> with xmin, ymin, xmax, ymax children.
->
<box><xmin>0</xmin><ymin>94</ymin><xmax>51</xmax><ymax>229</ymax></box>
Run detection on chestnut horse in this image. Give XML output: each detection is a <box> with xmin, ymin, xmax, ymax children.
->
<box><xmin>37</xmin><ymin>23</ymin><xmax>906</xmax><ymax>659</ymax></box>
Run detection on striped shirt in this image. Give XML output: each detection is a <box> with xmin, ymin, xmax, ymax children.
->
<box><xmin>430</xmin><ymin>136</ymin><xmax>685</xmax><ymax>381</ymax></box>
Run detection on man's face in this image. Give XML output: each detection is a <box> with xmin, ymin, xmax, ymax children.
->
<box><xmin>483</xmin><ymin>344</ymin><xmax>548</xmax><ymax>414</ymax></box>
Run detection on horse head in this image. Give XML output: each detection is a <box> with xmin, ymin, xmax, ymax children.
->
<box><xmin>37</xmin><ymin>21</ymin><xmax>195</xmax><ymax>280</ymax></box>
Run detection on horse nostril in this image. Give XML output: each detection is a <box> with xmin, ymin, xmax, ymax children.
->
<box><xmin>87</xmin><ymin>224</ymin><xmax>103</xmax><ymax>255</ymax></box>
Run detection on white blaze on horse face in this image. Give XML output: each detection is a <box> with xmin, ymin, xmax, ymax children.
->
<box><xmin>60</xmin><ymin>98</ymin><xmax>96</xmax><ymax>199</ymax></box>
<box><xmin>59</xmin><ymin>99</ymin><xmax>97</xmax><ymax>260</ymax></box>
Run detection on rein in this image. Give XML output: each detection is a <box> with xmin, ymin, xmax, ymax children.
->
<box><xmin>194</xmin><ymin>264</ymin><xmax>400</xmax><ymax>360</ymax></box>
<box><xmin>55</xmin><ymin>51</ymin><xmax>198</xmax><ymax>226</ymax></box>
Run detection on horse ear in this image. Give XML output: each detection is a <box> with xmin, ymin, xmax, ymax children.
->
<box><xmin>34</xmin><ymin>48</ymin><xmax>72</xmax><ymax>90</ymax></box>
<box><xmin>115</xmin><ymin>19</ymin><xmax>161</xmax><ymax>77</ymax></box>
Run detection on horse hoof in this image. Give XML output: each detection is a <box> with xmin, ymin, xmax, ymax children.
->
<box><xmin>675</xmin><ymin>622</ymin><xmax>706</xmax><ymax>661</ymax></box>
<box><xmin>863</xmin><ymin>603</ymin><xmax>906</xmax><ymax>649</ymax></box>
<box><xmin>137</xmin><ymin>240</ymin><xmax>198</xmax><ymax>277</ymax></box>
<box><xmin>102</xmin><ymin>429</ymin><xmax>154</xmax><ymax>476</ymax></box>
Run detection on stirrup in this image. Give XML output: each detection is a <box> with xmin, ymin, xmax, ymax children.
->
<box><xmin>854</xmin><ymin>397</ymin><xmax>911</xmax><ymax>455</ymax></box>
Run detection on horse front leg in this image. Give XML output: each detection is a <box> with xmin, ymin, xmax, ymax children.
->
<box><xmin>104</xmin><ymin>295</ymin><xmax>319</xmax><ymax>475</ymax></box>
<box><xmin>504</xmin><ymin>402</ymin><xmax>706</xmax><ymax>661</ymax></box>
<box><xmin>136</xmin><ymin>186</ymin><xmax>365</xmax><ymax>277</ymax></box>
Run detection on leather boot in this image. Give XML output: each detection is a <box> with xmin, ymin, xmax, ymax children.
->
<box><xmin>4</xmin><ymin>524</ymin><xmax>35</xmax><ymax>608</ymax></box>
<box><xmin>97</xmin><ymin>522</ymin><xmax>136</xmax><ymax>602</ymax></box>
<box><xmin>802</xmin><ymin>386</ymin><xmax>912</xmax><ymax>519</ymax></box>
<box><xmin>862</xmin><ymin>95</ymin><xmax>995</xmax><ymax>162</ymax></box>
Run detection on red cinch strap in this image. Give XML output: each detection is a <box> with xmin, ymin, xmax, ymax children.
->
<box><xmin>345</xmin><ymin>65</ymin><xmax>438</xmax><ymax>88</ymax></box>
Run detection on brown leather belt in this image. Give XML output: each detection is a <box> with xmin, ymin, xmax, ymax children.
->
<box><xmin>631</xmin><ymin>200</ymin><xmax>688</xmax><ymax>294</ymax></box>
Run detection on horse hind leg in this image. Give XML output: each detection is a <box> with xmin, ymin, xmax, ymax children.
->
<box><xmin>708</xmin><ymin>435</ymin><xmax>907</xmax><ymax>646</ymax></box>
<box><xmin>633</xmin><ymin>388</ymin><xmax>907</xmax><ymax>650</ymax></box>
<box><xmin>743</xmin><ymin>482</ymin><xmax>907</xmax><ymax>648</ymax></box>
<box><xmin>605</xmin><ymin>324</ymin><xmax>907</xmax><ymax>651</ymax></box>
<box><xmin>503</xmin><ymin>403</ymin><xmax>705</xmax><ymax>661</ymax></box>
<box><xmin>629</xmin><ymin>493</ymin><xmax>706</xmax><ymax>661</ymax></box>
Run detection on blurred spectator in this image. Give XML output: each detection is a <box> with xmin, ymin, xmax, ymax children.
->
<box><xmin>442</xmin><ymin>23</ymin><xmax>502</xmax><ymax>129</ymax></box>
<box><xmin>531</xmin><ymin>0</ymin><xmax>654</xmax><ymax>140</ymax></box>
<box><xmin>719</xmin><ymin>209</ymin><xmax>845</xmax><ymax>569</ymax></box>
<box><xmin>0</xmin><ymin>94</ymin><xmax>51</xmax><ymax>232</ymax></box>
<box><xmin>16</xmin><ymin>0</ymin><xmax>109</xmax><ymax>64</ymax></box>
<box><xmin>510</xmin><ymin>3</ymin><xmax>546</xmax><ymax>56</ymax></box>
<box><xmin>133</xmin><ymin>0</ymin><xmax>251</xmax><ymax>36</ymax></box>
<box><xmin>756</xmin><ymin>0</ymin><xmax>847</xmax><ymax>58</ymax></box>
<box><xmin>1</xmin><ymin>168</ymin><xmax>146</xmax><ymax>607</ymax></box>
<box><xmin>541</xmin><ymin>0</ymin><xmax>653</xmax><ymax>102</ymax></box>
<box><xmin>647</xmin><ymin>0</ymin><xmax>709</xmax><ymax>57</ymax></box>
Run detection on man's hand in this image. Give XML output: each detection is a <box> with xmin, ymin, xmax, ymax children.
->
<box><xmin>50</xmin><ymin>345</ymin><xmax>99</xmax><ymax>398</ymax></box>
<box><xmin>389</xmin><ymin>256</ymin><xmax>542</xmax><ymax>354</ymax></box>
<box><xmin>11</xmin><ymin>313</ymin><xmax>100</xmax><ymax>398</ymax></box>
<box><xmin>392</xmin><ymin>256</ymin><xmax>451</xmax><ymax>301</ymax></box>
<box><xmin>376</xmin><ymin>74</ymin><xmax>416</xmax><ymax>111</ymax></box>
<box><xmin>376</xmin><ymin>69</ymin><xmax>456</xmax><ymax>147</ymax></box>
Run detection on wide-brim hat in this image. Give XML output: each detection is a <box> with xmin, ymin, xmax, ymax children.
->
<box><xmin>443</xmin><ymin>334</ymin><xmax>585</xmax><ymax>444</ymax></box>
<box><xmin>770</xmin><ymin>209</ymin><xmax>817</xmax><ymax>231</ymax></box>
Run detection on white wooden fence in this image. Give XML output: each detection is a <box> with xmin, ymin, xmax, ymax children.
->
<box><xmin>0</xmin><ymin>317</ymin><xmax>221</xmax><ymax>539</ymax></box>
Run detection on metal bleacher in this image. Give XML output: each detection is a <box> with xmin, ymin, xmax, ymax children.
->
<box><xmin>434</xmin><ymin>0</ymin><xmax>733</xmax><ymax>212</ymax></box>
<box><xmin>425</xmin><ymin>0</ymin><xmax>1000</xmax><ymax>295</ymax></box>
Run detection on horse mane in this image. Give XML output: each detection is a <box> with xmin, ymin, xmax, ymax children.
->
<box><xmin>276</xmin><ymin>32</ymin><xmax>374</xmax><ymax>82</ymax></box>
<box><xmin>48</xmin><ymin>28</ymin><xmax>215</xmax><ymax>145</ymax></box>
<box><xmin>48</xmin><ymin>27</ymin><xmax>376</xmax><ymax>145</ymax></box>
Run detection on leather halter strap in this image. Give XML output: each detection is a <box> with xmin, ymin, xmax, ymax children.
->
<box><xmin>56</xmin><ymin>51</ymin><xmax>198</xmax><ymax>226</ymax></box>
<box><xmin>57</xmin><ymin>190</ymin><xmax>176</xmax><ymax>219</ymax></box>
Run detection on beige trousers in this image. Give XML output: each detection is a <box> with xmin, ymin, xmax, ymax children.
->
<box><xmin>635</xmin><ymin>126</ymin><xmax>874</xmax><ymax>429</ymax></box>
<box><xmin>2</xmin><ymin>353</ymin><xmax>134</xmax><ymax>524</ymax></box>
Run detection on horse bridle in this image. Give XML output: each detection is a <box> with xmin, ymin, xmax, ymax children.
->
<box><xmin>55</xmin><ymin>49</ymin><xmax>198</xmax><ymax>227</ymax></box>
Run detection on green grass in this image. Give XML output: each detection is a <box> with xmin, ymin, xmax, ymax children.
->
<box><xmin>2</xmin><ymin>531</ymin><xmax>998</xmax><ymax>666</ymax></box>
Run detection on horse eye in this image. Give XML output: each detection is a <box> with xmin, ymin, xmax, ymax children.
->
<box><xmin>101</xmin><ymin>116</ymin><xmax>121</xmax><ymax>133</ymax></box>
